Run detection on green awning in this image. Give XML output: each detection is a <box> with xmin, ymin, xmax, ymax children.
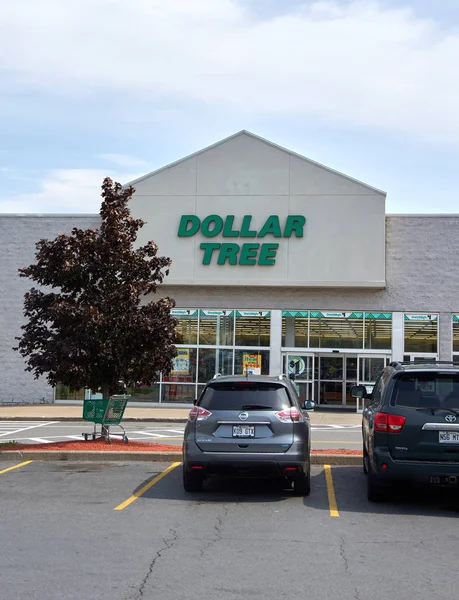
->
<box><xmin>199</xmin><ymin>310</ymin><xmax>234</xmax><ymax>317</ymax></box>
<box><xmin>171</xmin><ymin>309</ymin><xmax>199</xmax><ymax>317</ymax></box>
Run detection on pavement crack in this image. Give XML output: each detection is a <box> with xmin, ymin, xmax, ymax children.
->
<box><xmin>339</xmin><ymin>536</ymin><xmax>349</xmax><ymax>574</ymax></box>
<box><xmin>129</xmin><ymin>528</ymin><xmax>178</xmax><ymax>599</ymax></box>
<box><xmin>199</xmin><ymin>506</ymin><xmax>229</xmax><ymax>558</ymax></box>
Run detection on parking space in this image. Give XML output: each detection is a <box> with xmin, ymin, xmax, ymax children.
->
<box><xmin>1</xmin><ymin>459</ymin><xmax>458</xmax><ymax>600</ymax></box>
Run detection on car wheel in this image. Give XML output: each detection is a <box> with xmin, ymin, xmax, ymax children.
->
<box><xmin>363</xmin><ymin>445</ymin><xmax>369</xmax><ymax>475</ymax></box>
<box><xmin>293</xmin><ymin>470</ymin><xmax>311</xmax><ymax>496</ymax></box>
<box><xmin>367</xmin><ymin>471</ymin><xmax>387</xmax><ymax>503</ymax></box>
<box><xmin>183</xmin><ymin>468</ymin><xmax>203</xmax><ymax>493</ymax></box>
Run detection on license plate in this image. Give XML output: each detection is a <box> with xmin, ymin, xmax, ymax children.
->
<box><xmin>232</xmin><ymin>425</ymin><xmax>255</xmax><ymax>438</ymax></box>
<box><xmin>430</xmin><ymin>475</ymin><xmax>458</xmax><ymax>485</ymax></box>
<box><xmin>439</xmin><ymin>431</ymin><xmax>459</xmax><ymax>443</ymax></box>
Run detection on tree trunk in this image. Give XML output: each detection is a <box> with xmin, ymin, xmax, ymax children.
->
<box><xmin>102</xmin><ymin>384</ymin><xmax>110</xmax><ymax>400</ymax></box>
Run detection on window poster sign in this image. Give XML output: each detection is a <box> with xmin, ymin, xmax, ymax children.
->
<box><xmin>171</xmin><ymin>348</ymin><xmax>190</xmax><ymax>375</ymax></box>
<box><xmin>243</xmin><ymin>353</ymin><xmax>262</xmax><ymax>375</ymax></box>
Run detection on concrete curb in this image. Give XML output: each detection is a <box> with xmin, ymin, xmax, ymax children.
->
<box><xmin>0</xmin><ymin>450</ymin><xmax>184</xmax><ymax>462</ymax></box>
<box><xmin>0</xmin><ymin>450</ymin><xmax>362</xmax><ymax>465</ymax></box>
<box><xmin>0</xmin><ymin>416</ymin><xmax>189</xmax><ymax>423</ymax></box>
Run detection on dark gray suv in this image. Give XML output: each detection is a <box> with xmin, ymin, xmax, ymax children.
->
<box><xmin>352</xmin><ymin>361</ymin><xmax>459</xmax><ymax>502</ymax></box>
<box><xmin>182</xmin><ymin>374</ymin><xmax>312</xmax><ymax>495</ymax></box>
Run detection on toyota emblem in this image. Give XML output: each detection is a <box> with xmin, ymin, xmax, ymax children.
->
<box><xmin>445</xmin><ymin>414</ymin><xmax>457</xmax><ymax>423</ymax></box>
<box><xmin>239</xmin><ymin>412</ymin><xmax>249</xmax><ymax>421</ymax></box>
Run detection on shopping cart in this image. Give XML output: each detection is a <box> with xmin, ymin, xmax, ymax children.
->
<box><xmin>82</xmin><ymin>395</ymin><xmax>130</xmax><ymax>444</ymax></box>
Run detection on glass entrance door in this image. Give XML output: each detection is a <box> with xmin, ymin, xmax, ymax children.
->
<box><xmin>317</xmin><ymin>355</ymin><xmax>343</xmax><ymax>406</ymax></box>
<box><xmin>355</xmin><ymin>354</ymin><xmax>391</xmax><ymax>411</ymax></box>
<box><xmin>315</xmin><ymin>354</ymin><xmax>358</xmax><ymax>407</ymax></box>
<box><xmin>403</xmin><ymin>353</ymin><xmax>438</xmax><ymax>363</ymax></box>
<box><xmin>284</xmin><ymin>353</ymin><xmax>315</xmax><ymax>406</ymax></box>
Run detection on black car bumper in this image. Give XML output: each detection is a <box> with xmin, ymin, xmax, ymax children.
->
<box><xmin>372</xmin><ymin>448</ymin><xmax>459</xmax><ymax>487</ymax></box>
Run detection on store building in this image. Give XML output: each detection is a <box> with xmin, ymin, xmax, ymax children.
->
<box><xmin>1</xmin><ymin>131</ymin><xmax>459</xmax><ymax>409</ymax></box>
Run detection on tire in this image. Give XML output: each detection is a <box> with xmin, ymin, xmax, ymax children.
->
<box><xmin>363</xmin><ymin>445</ymin><xmax>369</xmax><ymax>475</ymax></box>
<box><xmin>183</xmin><ymin>468</ymin><xmax>203</xmax><ymax>493</ymax></box>
<box><xmin>367</xmin><ymin>471</ymin><xmax>387</xmax><ymax>503</ymax></box>
<box><xmin>293</xmin><ymin>470</ymin><xmax>311</xmax><ymax>496</ymax></box>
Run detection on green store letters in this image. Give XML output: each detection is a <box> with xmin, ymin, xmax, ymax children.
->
<box><xmin>177</xmin><ymin>214</ymin><xmax>306</xmax><ymax>266</ymax></box>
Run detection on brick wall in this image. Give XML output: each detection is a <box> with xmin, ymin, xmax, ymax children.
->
<box><xmin>0</xmin><ymin>216</ymin><xmax>99</xmax><ymax>403</ymax></box>
<box><xmin>1</xmin><ymin>214</ymin><xmax>458</xmax><ymax>402</ymax></box>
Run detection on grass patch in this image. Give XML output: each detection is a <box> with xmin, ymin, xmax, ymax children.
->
<box><xmin>0</xmin><ymin>441</ymin><xmax>19</xmax><ymax>449</ymax></box>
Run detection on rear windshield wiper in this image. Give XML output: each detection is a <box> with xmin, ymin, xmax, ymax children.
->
<box><xmin>241</xmin><ymin>404</ymin><xmax>273</xmax><ymax>410</ymax></box>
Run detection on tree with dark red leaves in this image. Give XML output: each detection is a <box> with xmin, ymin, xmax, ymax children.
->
<box><xmin>15</xmin><ymin>178</ymin><xmax>177</xmax><ymax>399</ymax></box>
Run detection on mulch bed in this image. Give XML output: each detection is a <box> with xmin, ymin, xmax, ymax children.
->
<box><xmin>312</xmin><ymin>449</ymin><xmax>362</xmax><ymax>455</ymax></box>
<box><xmin>1</xmin><ymin>438</ymin><xmax>179</xmax><ymax>452</ymax></box>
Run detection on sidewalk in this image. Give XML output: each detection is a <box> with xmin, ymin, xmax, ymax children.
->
<box><xmin>0</xmin><ymin>404</ymin><xmax>362</xmax><ymax>425</ymax></box>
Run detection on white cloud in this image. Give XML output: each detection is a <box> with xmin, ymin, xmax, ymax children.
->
<box><xmin>0</xmin><ymin>1</ymin><xmax>459</xmax><ymax>144</ymax></box>
<box><xmin>0</xmin><ymin>169</ymin><xmax>141</xmax><ymax>213</ymax></box>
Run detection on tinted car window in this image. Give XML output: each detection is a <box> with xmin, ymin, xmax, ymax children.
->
<box><xmin>199</xmin><ymin>383</ymin><xmax>291</xmax><ymax>411</ymax></box>
<box><xmin>391</xmin><ymin>373</ymin><xmax>459</xmax><ymax>409</ymax></box>
<box><xmin>369</xmin><ymin>374</ymin><xmax>383</xmax><ymax>406</ymax></box>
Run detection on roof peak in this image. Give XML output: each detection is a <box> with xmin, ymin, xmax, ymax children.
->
<box><xmin>126</xmin><ymin>130</ymin><xmax>386</xmax><ymax>195</ymax></box>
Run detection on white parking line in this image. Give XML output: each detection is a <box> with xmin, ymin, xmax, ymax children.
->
<box><xmin>161</xmin><ymin>429</ymin><xmax>186</xmax><ymax>434</ymax></box>
<box><xmin>28</xmin><ymin>437</ymin><xmax>53</xmax><ymax>443</ymax></box>
<box><xmin>133</xmin><ymin>431</ymin><xmax>170</xmax><ymax>438</ymax></box>
<box><xmin>0</xmin><ymin>421</ymin><xmax>59</xmax><ymax>438</ymax></box>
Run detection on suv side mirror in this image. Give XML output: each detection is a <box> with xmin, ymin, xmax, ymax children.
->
<box><xmin>303</xmin><ymin>400</ymin><xmax>316</xmax><ymax>410</ymax></box>
<box><xmin>350</xmin><ymin>384</ymin><xmax>370</xmax><ymax>399</ymax></box>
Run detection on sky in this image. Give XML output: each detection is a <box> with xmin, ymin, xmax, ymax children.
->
<box><xmin>0</xmin><ymin>0</ymin><xmax>458</xmax><ymax>214</ymax></box>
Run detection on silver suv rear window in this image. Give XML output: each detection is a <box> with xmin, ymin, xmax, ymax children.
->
<box><xmin>391</xmin><ymin>373</ymin><xmax>459</xmax><ymax>409</ymax></box>
<box><xmin>199</xmin><ymin>383</ymin><xmax>291</xmax><ymax>411</ymax></box>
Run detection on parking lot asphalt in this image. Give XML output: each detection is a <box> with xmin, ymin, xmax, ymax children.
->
<box><xmin>0</xmin><ymin>420</ymin><xmax>363</xmax><ymax>450</ymax></box>
<box><xmin>1</xmin><ymin>460</ymin><xmax>459</xmax><ymax>600</ymax></box>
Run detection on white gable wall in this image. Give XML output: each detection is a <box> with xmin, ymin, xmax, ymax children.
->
<box><xmin>129</xmin><ymin>132</ymin><xmax>386</xmax><ymax>287</ymax></box>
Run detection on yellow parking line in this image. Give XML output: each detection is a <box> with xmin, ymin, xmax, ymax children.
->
<box><xmin>114</xmin><ymin>462</ymin><xmax>181</xmax><ymax>511</ymax></box>
<box><xmin>324</xmin><ymin>465</ymin><xmax>340</xmax><ymax>517</ymax></box>
<box><xmin>0</xmin><ymin>460</ymin><xmax>33</xmax><ymax>475</ymax></box>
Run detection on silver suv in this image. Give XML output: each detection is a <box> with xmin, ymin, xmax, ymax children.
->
<box><xmin>182</xmin><ymin>374</ymin><xmax>312</xmax><ymax>495</ymax></box>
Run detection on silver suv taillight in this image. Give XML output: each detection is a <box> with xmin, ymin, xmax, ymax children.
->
<box><xmin>188</xmin><ymin>406</ymin><xmax>212</xmax><ymax>421</ymax></box>
<box><xmin>274</xmin><ymin>407</ymin><xmax>303</xmax><ymax>423</ymax></box>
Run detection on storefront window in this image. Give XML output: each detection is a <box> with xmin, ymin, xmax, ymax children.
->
<box><xmin>163</xmin><ymin>347</ymin><xmax>197</xmax><ymax>384</ymax></box>
<box><xmin>198</xmin><ymin>348</ymin><xmax>233</xmax><ymax>382</ymax></box>
<box><xmin>128</xmin><ymin>384</ymin><xmax>160</xmax><ymax>402</ymax></box>
<box><xmin>172</xmin><ymin>310</ymin><xmax>198</xmax><ymax>345</ymax></box>
<box><xmin>235</xmin><ymin>311</ymin><xmax>270</xmax><ymax>346</ymax></box>
<box><xmin>282</xmin><ymin>312</ymin><xmax>308</xmax><ymax>347</ymax></box>
<box><xmin>234</xmin><ymin>349</ymin><xmax>270</xmax><ymax>375</ymax></box>
<box><xmin>55</xmin><ymin>384</ymin><xmax>85</xmax><ymax>400</ymax></box>
<box><xmin>453</xmin><ymin>315</ymin><xmax>459</xmax><ymax>354</ymax></box>
<box><xmin>199</xmin><ymin>310</ymin><xmax>234</xmax><ymax>346</ymax></box>
<box><xmin>162</xmin><ymin>384</ymin><xmax>196</xmax><ymax>403</ymax></box>
<box><xmin>365</xmin><ymin>313</ymin><xmax>392</xmax><ymax>350</ymax></box>
<box><xmin>404</xmin><ymin>314</ymin><xmax>438</xmax><ymax>353</ymax></box>
<box><xmin>282</xmin><ymin>310</ymin><xmax>392</xmax><ymax>350</ymax></box>
<box><xmin>309</xmin><ymin>312</ymin><xmax>364</xmax><ymax>349</ymax></box>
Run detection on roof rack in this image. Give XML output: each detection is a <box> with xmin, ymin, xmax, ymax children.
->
<box><xmin>390</xmin><ymin>360</ymin><xmax>459</xmax><ymax>370</ymax></box>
